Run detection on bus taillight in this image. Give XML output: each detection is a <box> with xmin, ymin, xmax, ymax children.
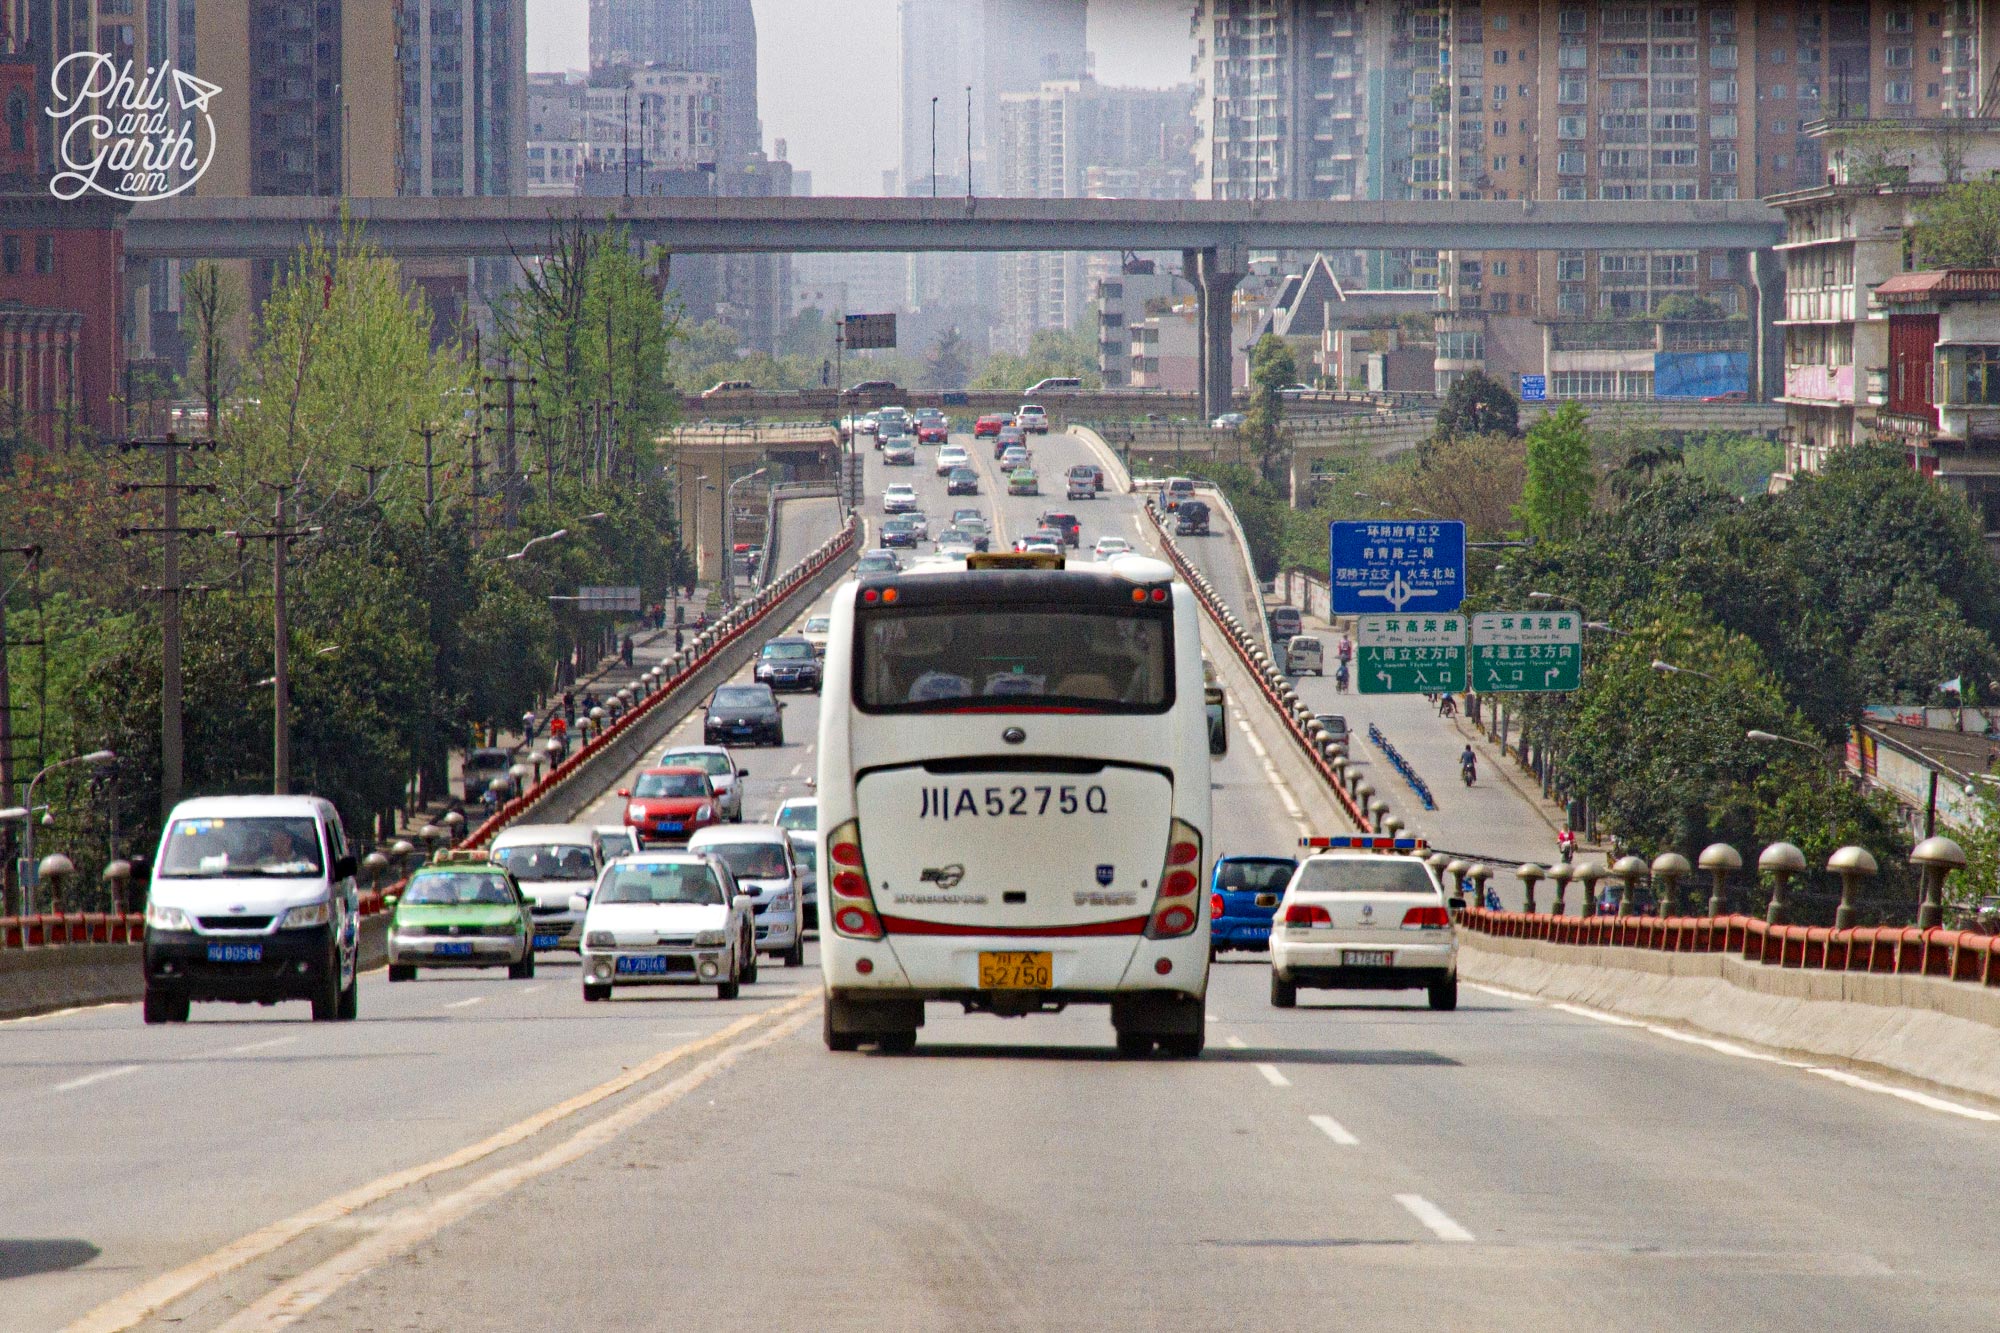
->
<box><xmin>827</xmin><ymin>820</ymin><xmax>885</xmax><ymax>941</ymax></box>
<box><xmin>1146</xmin><ymin>818</ymin><xmax>1204</xmax><ymax>939</ymax></box>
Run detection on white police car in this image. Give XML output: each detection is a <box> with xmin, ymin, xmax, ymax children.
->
<box><xmin>1268</xmin><ymin>836</ymin><xmax>1458</xmax><ymax>1011</ymax></box>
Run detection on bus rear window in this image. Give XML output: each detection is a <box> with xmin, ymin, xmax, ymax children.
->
<box><xmin>856</xmin><ymin>606</ymin><xmax>1173</xmax><ymax>713</ymax></box>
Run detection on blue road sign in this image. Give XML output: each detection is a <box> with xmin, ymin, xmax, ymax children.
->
<box><xmin>1519</xmin><ymin>374</ymin><xmax>1547</xmax><ymax>403</ymax></box>
<box><xmin>1329</xmin><ymin>520</ymin><xmax>1467</xmax><ymax>615</ymax></box>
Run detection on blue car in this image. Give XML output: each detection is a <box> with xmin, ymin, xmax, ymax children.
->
<box><xmin>1210</xmin><ymin>855</ymin><xmax>1297</xmax><ymax>955</ymax></box>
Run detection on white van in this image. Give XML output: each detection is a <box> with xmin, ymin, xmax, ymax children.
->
<box><xmin>1025</xmin><ymin>377</ymin><xmax>1082</xmax><ymax>395</ymax></box>
<box><xmin>1286</xmin><ymin>635</ymin><xmax>1325</xmax><ymax>676</ymax></box>
<box><xmin>143</xmin><ymin>795</ymin><xmax>362</xmax><ymax>1024</ymax></box>
<box><xmin>489</xmin><ymin>824</ymin><xmax>601</xmax><ymax>951</ymax></box>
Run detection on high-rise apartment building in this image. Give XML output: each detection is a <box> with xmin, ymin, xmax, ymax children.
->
<box><xmin>1195</xmin><ymin>2</ymin><xmax>2000</xmax><ymax>392</ymax></box>
<box><xmin>588</xmin><ymin>0</ymin><xmax>758</xmax><ymax>170</ymax></box>
<box><xmin>526</xmin><ymin>67</ymin><xmax>723</xmax><ymax>196</ymax></box>
<box><xmin>397</xmin><ymin>0</ymin><xmax>526</xmax><ymax>200</ymax></box>
<box><xmin>995</xmin><ymin>76</ymin><xmax>1197</xmax><ymax>349</ymax></box>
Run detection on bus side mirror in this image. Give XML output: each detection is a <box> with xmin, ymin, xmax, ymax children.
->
<box><xmin>334</xmin><ymin>855</ymin><xmax>358</xmax><ymax>880</ymax></box>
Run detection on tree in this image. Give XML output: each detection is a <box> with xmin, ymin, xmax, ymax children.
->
<box><xmin>1914</xmin><ymin>179</ymin><xmax>2000</xmax><ymax>269</ymax></box>
<box><xmin>1519</xmin><ymin>400</ymin><xmax>1595</xmax><ymax>540</ymax></box>
<box><xmin>923</xmin><ymin>326</ymin><xmax>969</xmax><ymax>391</ymax></box>
<box><xmin>179</xmin><ymin>261</ymin><xmax>242</xmax><ymax>442</ymax></box>
<box><xmin>969</xmin><ymin>326</ymin><xmax>1102</xmax><ymax>392</ymax></box>
<box><xmin>1652</xmin><ymin>294</ymin><xmax>1726</xmax><ymax>321</ymax></box>
<box><xmin>1391</xmin><ymin>432</ymin><xmax>1527</xmax><ymax>539</ymax></box>
<box><xmin>1435</xmin><ymin>370</ymin><xmax>1519</xmax><ymax>439</ymax></box>
<box><xmin>1242</xmin><ymin>334</ymin><xmax>1298</xmax><ymax>488</ymax></box>
<box><xmin>1681</xmin><ymin>430</ymin><xmax>1783</xmax><ymax>498</ymax></box>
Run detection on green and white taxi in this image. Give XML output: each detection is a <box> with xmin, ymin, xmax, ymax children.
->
<box><xmin>386</xmin><ymin>850</ymin><xmax>536</xmax><ymax>982</ymax></box>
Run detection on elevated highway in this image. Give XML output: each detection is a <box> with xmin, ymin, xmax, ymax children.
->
<box><xmin>8</xmin><ymin>431</ymin><xmax>1998</xmax><ymax>1332</ymax></box>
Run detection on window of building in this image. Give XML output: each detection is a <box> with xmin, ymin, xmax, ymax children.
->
<box><xmin>1</xmin><ymin>235</ymin><xmax>17</xmax><ymax>274</ymax></box>
<box><xmin>1709</xmin><ymin>44</ymin><xmax>1738</xmax><ymax>68</ymax></box>
<box><xmin>1964</xmin><ymin>347</ymin><xmax>2000</xmax><ymax>405</ymax></box>
<box><xmin>1710</xmin><ymin>7</ymin><xmax>1736</xmax><ymax>33</ymax></box>
<box><xmin>1711</xmin><ymin>113</ymin><xmax>1738</xmax><ymax>137</ymax></box>
<box><xmin>1710</xmin><ymin>147</ymin><xmax>1738</xmax><ymax>171</ymax></box>
<box><xmin>1559</xmin><ymin>76</ymin><xmax>1588</xmax><ymax>103</ymax></box>
<box><xmin>1885</xmin><ymin>80</ymin><xmax>1913</xmax><ymax>103</ymax></box>
<box><xmin>5</xmin><ymin>92</ymin><xmax>25</xmax><ymax>151</ymax></box>
<box><xmin>1560</xmin><ymin>8</ymin><xmax>1588</xmax><ymax>33</ymax></box>
<box><xmin>1886</xmin><ymin>8</ymin><xmax>1914</xmax><ymax>35</ymax></box>
<box><xmin>1558</xmin><ymin>289</ymin><xmax>1588</xmax><ymax>314</ymax></box>
<box><xmin>1558</xmin><ymin>149</ymin><xmax>1586</xmax><ymax>174</ymax></box>
<box><xmin>1559</xmin><ymin>115</ymin><xmax>1587</xmax><ymax>139</ymax></box>
<box><xmin>1438</xmin><ymin>330</ymin><xmax>1484</xmax><ymax>361</ymax></box>
<box><xmin>1709</xmin><ymin>78</ymin><xmax>1738</xmax><ymax>103</ymax></box>
<box><xmin>1558</xmin><ymin>254</ymin><xmax>1586</xmax><ymax>282</ymax></box>
<box><xmin>1767</xmin><ymin>83</ymin><xmax>1787</xmax><ymax>98</ymax></box>
<box><xmin>34</xmin><ymin>235</ymin><xmax>52</xmax><ymax>274</ymax></box>
<box><xmin>1885</xmin><ymin>46</ymin><xmax>1913</xmax><ymax>68</ymax></box>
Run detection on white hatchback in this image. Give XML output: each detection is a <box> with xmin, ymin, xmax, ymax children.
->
<box><xmin>882</xmin><ymin>484</ymin><xmax>918</xmax><ymax>513</ymax></box>
<box><xmin>1093</xmin><ymin>536</ymin><xmax>1133</xmax><ymax>561</ymax></box>
<box><xmin>936</xmin><ymin>445</ymin><xmax>971</xmax><ymax>475</ymax></box>
<box><xmin>1268</xmin><ymin>843</ymin><xmax>1458</xmax><ymax>1011</ymax></box>
<box><xmin>578</xmin><ymin>853</ymin><xmax>757</xmax><ymax>1001</ymax></box>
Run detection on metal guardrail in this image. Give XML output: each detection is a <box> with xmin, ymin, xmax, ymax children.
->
<box><xmin>1367</xmin><ymin>723</ymin><xmax>1437</xmax><ymax>812</ymax></box>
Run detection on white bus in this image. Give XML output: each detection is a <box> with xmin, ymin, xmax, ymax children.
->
<box><xmin>816</xmin><ymin>551</ymin><xmax>1212</xmax><ymax>1057</ymax></box>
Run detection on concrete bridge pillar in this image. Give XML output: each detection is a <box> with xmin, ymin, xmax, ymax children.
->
<box><xmin>1192</xmin><ymin>247</ymin><xmax>1245</xmax><ymax>423</ymax></box>
<box><xmin>1749</xmin><ymin>249</ymin><xmax>1786</xmax><ymax>404</ymax></box>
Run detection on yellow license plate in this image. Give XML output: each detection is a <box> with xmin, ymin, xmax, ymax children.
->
<box><xmin>978</xmin><ymin>951</ymin><xmax>1053</xmax><ymax>989</ymax></box>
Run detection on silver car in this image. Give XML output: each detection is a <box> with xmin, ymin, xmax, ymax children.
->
<box><xmin>688</xmin><ymin>825</ymin><xmax>806</xmax><ymax>966</ymax></box>
<box><xmin>488</xmin><ymin>825</ymin><xmax>602</xmax><ymax>951</ymax></box>
<box><xmin>656</xmin><ymin>745</ymin><xmax>746</xmax><ymax>821</ymax></box>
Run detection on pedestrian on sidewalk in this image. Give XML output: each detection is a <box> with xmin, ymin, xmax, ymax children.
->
<box><xmin>562</xmin><ymin>691</ymin><xmax>576</xmax><ymax>726</ymax></box>
<box><xmin>620</xmin><ymin>635</ymin><xmax>635</xmax><ymax>668</ymax></box>
<box><xmin>1557</xmin><ymin>826</ymin><xmax>1577</xmax><ymax>864</ymax></box>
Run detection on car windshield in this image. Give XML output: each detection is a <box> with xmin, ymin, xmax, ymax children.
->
<box><xmin>805</xmin><ymin>618</ymin><xmax>831</xmax><ymax>633</ymax></box>
<box><xmin>597</xmin><ymin>862</ymin><xmax>723</xmax><ymax>906</ymax></box>
<box><xmin>939</xmin><ymin>530</ymin><xmax>971</xmax><ymax>544</ymax></box>
<box><xmin>404</xmin><ymin>872</ymin><xmax>516</xmax><ymax>906</ymax></box>
<box><xmin>491</xmin><ymin>843</ymin><xmax>597</xmax><ymax>881</ymax></box>
<box><xmin>703</xmin><ymin>841</ymin><xmax>791</xmax><ymax>880</ymax></box>
<box><xmin>858</xmin><ymin>605</ymin><xmax>1173</xmax><ymax>713</ymax></box>
<box><xmin>776</xmin><ymin>803</ymin><xmax>817</xmax><ymax>831</ymax></box>
<box><xmin>1217</xmin><ymin>860</ymin><xmax>1296</xmax><ymax>893</ymax></box>
<box><xmin>791</xmin><ymin>838</ymin><xmax>818</xmax><ymax>872</ymax></box>
<box><xmin>763</xmin><ymin>641</ymin><xmax>813</xmax><ymax>660</ymax></box>
<box><xmin>662</xmin><ymin>751</ymin><xmax>734</xmax><ymax>777</ymax></box>
<box><xmin>598</xmin><ymin>831</ymin><xmax>638</xmax><ymax>857</ymax></box>
<box><xmin>158</xmin><ymin>816</ymin><xmax>325</xmax><ymax>878</ymax></box>
<box><xmin>712</xmin><ymin>687</ymin><xmax>770</xmax><ymax>709</ymax></box>
<box><xmin>634</xmin><ymin>771</ymin><xmax>708</xmax><ymax>799</ymax></box>
<box><xmin>1292</xmin><ymin>859</ymin><xmax>1436</xmax><ymax>895</ymax></box>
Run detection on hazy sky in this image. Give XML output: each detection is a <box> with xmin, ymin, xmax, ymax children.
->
<box><xmin>526</xmin><ymin>1</ymin><xmax>1193</xmax><ymax>194</ymax></box>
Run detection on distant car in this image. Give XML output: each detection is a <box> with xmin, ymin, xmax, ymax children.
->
<box><xmin>904</xmin><ymin>511</ymin><xmax>929</xmax><ymax>540</ymax></box>
<box><xmin>937</xmin><ymin>444</ymin><xmax>971</xmax><ymax>475</ymax></box>
<box><xmin>1278</xmin><ymin>384</ymin><xmax>1315</xmax><ymax>399</ymax></box>
<box><xmin>656</xmin><ymin>745</ymin><xmax>747</xmax><ymax>822</ymax></box>
<box><xmin>935</xmin><ymin>529</ymin><xmax>978</xmax><ymax>560</ymax></box>
<box><xmin>951</xmin><ymin>506</ymin><xmax>984</xmax><ymax>526</ymax></box>
<box><xmin>1016</xmin><ymin>403</ymin><xmax>1050</xmax><ymax>433</ymax></box>
<box><xmin>594</xmin><ymin>826</ymin><xmax>640</xmax><ymax>864</ymax></box>
<box><xmin>1211</xmin><ymin>411</ymin><xmax>1246</xmax><ymax>430</ymax></box>
<box><xmin>1066</xmin><ymin>464</ymin><xmax>1101</xmax><ymax>499</ymax></box>
<box><xmin>1314</xmin><ymin>713</ymin><xmax>1350</xmax><ymax>746</ymax></box>
<box><xmin>1269</xmin><ymin>847</ymin><xmax>1458</xmax><ymax>1011</ymax></box>
<box><xmin>801</xmin><ymin>615</ymin><xmax>832</xmax><ymax>657</ymax></box>
<box><xmin>1163</xmin><ymin>477</ymin><xmax>1196</xmax><ymax>510</ymax></box>
<box><xmin>1092</xmin><ymin>535</ymin><xmax>1132</xmax><ymax>561</ymax></box>
<box><xmin>855</xmin><ymin>550</ymin><xmax>902</xmax><ymax>576</ymax></box>
<box><xmin>1210</xmin><ymin>854</ymin><xmax>1297</xmax><ymax>956</ymax></box>
<box><xmin>848</xmin><ymin>379</ymin><xmax>899</xmax><ymax>395</ymax></box>
<box><xmin>1702</xmin><ymin>389</ymin><xmax>1749</xmax><ymax>402</ymax></box>
<box><xmin>913</xmin><ymin>407</ymin><xmax>947</xmax><ymax>426</ymax></box>
<box><xmin>788</xmin><ymin>831</ymin><xmax>819</xmax><ymax>932</ymax></box>
<box><xmin>973</xmin><ymin>414</ymin><xmax>1010</xmax><ymax>438</ymax></box>
<box><xmin>853</xmin><ymin>415</ymin><xmax>879</xmax><ymax>437</ymax></box>
<box><xmin>881</xmin><ymin>515</ymin><xmax>922</xmax><ymax>548</ymax></box>
<box><xmin>1174</xmin><ymin>498</ymin><xmax>1210</xmax><ymax>536</ymax></box>
<box><xmin>386</xmin><ymin>854</ymin><xmax>535</xmax><ymax>982</ymax></box>
<box><xmin>883</xmin><ymin>440</ymin><xmax>917</xmax><ymax>466</ymax></box>
<box><xmin>947</xmin><ymin>467</ymin><xmax>980</xmax><ymax>496</ymax></box>
<box><xmin>700</xmin><ymin>379</ymin><xmax>756</xmax><ymax>397</ymax></box>
<box><xmin>994</xmin><ymin>425</ymin><xmax>1026</xmax><ymax>456</ymax></box>
<box><xmin>882</xmin><ymin>483</ymin><xmax>918</xmax><ymax>513</ymax></box>
<box><xmin>1000</xmin><ymin>445</ymin><xmax>1030</xmax><ymax>470</ymax></box>
<box><xmin>461</xmin><ymin>746</ymin><xmax>514</xmax><ymax>802</ymax></box>
<box><xmin>1014</xmin><ymin>527</ymin><xmax>1066</xmax><ymax>552</ymax></box>
<box><xmin>1037</xmin><ymin>510</ymin><xmax>1081</xmax><ymax>547</ymax></box>
<box><xmin>917</xmin><ymin>422</ymin><xmax>948</xmax><ymax>444</ymax></box>
<box><xmin>689</xmin><ymin>825</ymin><xmax>806</xmax><ymax>967</ymax></box>
<box><xmin>1267</xmin><ymin>605</ymin><xmax>1303</xmax><ymax>644</ymax></box>
<box><xmin>772</xmin><ymin>795</ymin><xmax>818</xmax><ymax>833</ymax></box>
<box><xmin>1020</xmin><ymin>540</ymin><xmax>1061</xmax><ymax>556</ymax></box>
<box><xmin>577</xmin><ymin>852</ymin><xmax>756</xmax><ymax>1003</ymax></box>
<box><xmin>1285</xmin><ymin>635</ymin><xmax>1324</xmax><ymax>676</ymax></box>
<box><xmin>1025</xmin><ymin>377</ymin><xmax>1082</xmax><ymax>395</ymax></box>
<box><xmin>754</xmin><ymin>636</ymin><xmax>822</xmax><ymax>691</ymax></box>
<box><xmin>618</xmin><ymin>767</ymin><xmax>721</xmax><ymax>847</ymax></box>
<box><xmin>704</xmin><ymin>683</ymin><xmax>784</xmax><ymax>747</ymax></box>
<box><xmin>1007</xmin><ymin>467</ymin><xmax>1039</xmax><ymax>496</ymax></box>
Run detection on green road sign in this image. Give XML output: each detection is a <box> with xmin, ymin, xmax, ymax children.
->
<box><xmin>1356</xmin><ymin>614</ymin><xmax>1467</xmax><ymax>694</ymax></box>
<box><xmin>1470</xmin><ymin>612</ymin><xmax>1583</xmax><ymax>692</ymax></box>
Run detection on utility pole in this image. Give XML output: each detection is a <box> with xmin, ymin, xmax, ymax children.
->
<box><xmin>226</xmin><ymin>483</ymin><xmax>319</xmax><ymax>794</ymax></box>
<box><xmin>483</xmin><ymin>370</ymin><xmax>534</xmax><ymax>530</ymax></box>
<box><xmin>0</xmin><ymin>539</ymin><xmax>38</xmax><ymax>913</ymax></box>
<box><xmin>117</xmin><ymin>435</ymin><xmax>219</xmax><ymax>818</ymax></box>
<box><xmin>412</xmin><ymin>424</ymin><xmax>442</xmax><ymax>523</ymax></box>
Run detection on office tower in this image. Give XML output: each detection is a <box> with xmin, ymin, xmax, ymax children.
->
<box><xmin>589</xmin><ymin>0</ymin><xmax>759</xmax><ymax>170</ymax></box>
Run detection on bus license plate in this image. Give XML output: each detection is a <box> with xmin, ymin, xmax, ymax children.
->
<box><xmin>1343</xmin><ymin>950</ymin><xmax>1393</xmax><ymax>968</ymax></box>
<box><xmin>978</xmin><ymin>951</ymin><xmax>1052</xmax><ymax>989</ymax></box>
<box><xmin>206</xmin><ymin>943</ymin><xmax>262</xmax><ymax>963</ymax></box>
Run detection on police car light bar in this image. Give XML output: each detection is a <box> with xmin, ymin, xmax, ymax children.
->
<box><xmin>1299</xmin><ymin>835</ymin><xmax>1428</xmax><ymax>852</ymax></box>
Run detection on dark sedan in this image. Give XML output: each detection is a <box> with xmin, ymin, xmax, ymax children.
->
<box><xmin>704</xmin><ymin>683</ymin><xmax>785</xmax><ymax>747</ymax></box>
<box><xmin>754</xmin><ymin>637</ymin><xmax>823</xmax><ymax>692</ymax></box>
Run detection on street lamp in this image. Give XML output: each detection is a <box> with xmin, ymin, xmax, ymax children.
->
<box><xmin>722</xmin><ymin>468</ymin><xmax>769</xmax><ymax>607</ymax></box>
<box><xmin>505</xmin><ymin>528</ymin><xmax>569</xmax><ymax>561</ymax></box>
<box><xmin>1747</xmin><ymin>729</ymin><xmax>1823</xmax><ymax>756</ymax></box>
<box><xmin>1651</xmin><ymin>659</ymin><xmax>1718</xmax><ymax>683</ymax></box>
<box><xmin>16</xmin><ymin>749</ymin><xmax>115</xmax><ymax>915</ymax></box>
<box><xmin>1528</xmin><ymin>591</ymin><xmax>1581</xmax><ymax>609</ymax></box>
<box><xmin>1584</xmin><ymin>620</ymin><xmax>1630</xmax><ymax>637</ymax></box>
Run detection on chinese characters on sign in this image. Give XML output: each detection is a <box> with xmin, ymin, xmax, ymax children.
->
<box><xmin>1356</xmin><ymin>615</ymin><xmax>1468</xmax><ymax>694</ymax></box>
<box><xmin>1329</xmin><ymin>520</ymin><xmax>1466</xmax><ymax>615</ymax></box>
<box><xmin>1470</xmin><ymin>613</ymin><xmax>1583</xmax><ymax>693</ymax></box>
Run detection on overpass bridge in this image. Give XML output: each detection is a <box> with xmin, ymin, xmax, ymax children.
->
<box><xmin>124</xmin><ymin>195</ymin><xmax>1788</xmax><ymax>419</ymax></box>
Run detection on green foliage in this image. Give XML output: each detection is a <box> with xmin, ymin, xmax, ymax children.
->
<box><xmin>1519</xmin><ymin>401</ymin><xmax>1595</xmax><ymax>540</ymax></box>
<box><xmin>1243</xmin><ymin>334</ymin><xmax>1298</xmax><ymax>488</ymax></box>
<box><xmin>1913</xmin><ymin>178</ymin><xmax>2000</xmax><ymax>268</ymax></box>
<box><xmin>969</xmin><ymin>327</ymin><xmax>1102</xmax><ymax>392</ymax></box>
<box><xmin>1680</xmin><ymin>430</ymin><xmax>1784</xmax><ymax>498</ymax></box>
<box><xmin>923</xmin><ymin>327</ymin><xmax>970</xmax><ymax>392</ymax></box>
<box><xmin>1435</xmin><ymin>370</ymin><xmax>1519</xmax><ymax>440</ymax></box>
<box><xmin>1652</xmin><ymin>294</ymin><xmax>1726</xmax><ymax>321</ymax></box>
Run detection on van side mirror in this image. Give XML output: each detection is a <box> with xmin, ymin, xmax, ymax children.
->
<box><xmin>617</xmin><ymin>788</ymin><xmax>631</xmax><ymax>798</ymax></box>
<box><xmin>334</xmin><ymin>854</ymin><xmax>358</xmax><ymax>880</ymax></box>
<box><xmin>1448</xmin><ymin>895</ymin><xmax>1467</xmax><ymax>913</ymax></box>
<box><xmin>732</xmin><ymin>894</ymin><xmax>757</xmax><ymax>912</ymax></box>
<box><xmin>738</xmin><ymin>768</ymin><xmax>750</xmax><ymax>777</ymax></box>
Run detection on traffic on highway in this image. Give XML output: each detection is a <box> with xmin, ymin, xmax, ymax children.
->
<box><xmin>12</xmin><ymin>416</ymin><xmax>2000</xmax><ymax>1333</ymax></box>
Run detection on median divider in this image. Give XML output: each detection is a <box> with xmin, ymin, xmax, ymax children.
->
<box><xmin>1142</xmin><ymin>503</ymin><xmax>1370</xmax><ymax>834</ymax></box>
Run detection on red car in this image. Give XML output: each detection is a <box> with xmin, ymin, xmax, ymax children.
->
<box><xmin>973</xmin><ymin>414</ymin><xmax>1010</xmax><ymax>438</ymax></box>
<box><xmin>1701</xmin><ymin>390</ymin><xmax>1748</xmax><ymax>402</ymax></box>
<box><xmin>917</xmin><ymin>422</ymin><xmax>948</xmax><ymax>444</ymax></box>
<box><xmin>618</xmin><ymin>766</ymin><xmax>719</xmax><ymax>847</ymax></box>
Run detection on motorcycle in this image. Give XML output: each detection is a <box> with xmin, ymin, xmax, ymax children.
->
<box><xmin>1460</xmin><ymin>759</ymin><xmax>1477</xmax><ymax>787</ymax></box>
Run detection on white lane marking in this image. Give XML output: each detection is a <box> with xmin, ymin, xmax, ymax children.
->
<box><xmin>2</xmin><ymin>1002</ymin><xmax>131</xmax><ymax>1025</ymax></box>
<box><xmin>53</xmin><ymin>1065</ymin><xmax>140</xmax><ymax>1093</ymax></box>
<box><xmin>209</xmin><ymin>1007</ymin><xmax>816</xmax><ymax>1333</ymax></box>
<box><xmin>1475</xmin><ymin>985</ymin><xmax>2000</xmax><ymax>1125</ymax></box>
<box><xmin>790</xmin><ymin>762</ymin><xmax>804</xmax><ymax>776</ymax></box>
<box><xmin>1229</xmin><ymin>706</ymin><xmax>1307</xmax><ymax>829</ymax></box>
<box><xmin>1224</xmin><ymin>1035</ymin><xmax>1247</xmax><ymax>1049</ymax></box>
<box><xmin>222</xmin><ymin>1036</ymin><xmax>299</xmax><ymax>1056</ymax></box>
<box><xmin>444</xmin><ymin>997</ymin><xmax>485</xmax><ymax>1010</ymax></box>
<box><xmin>1206</xmin><ymin>1011</ymin><xmax>1221</xmax><ymax>1021</ymax></box>
<box><xmin>1255</xmin><ymin>1063</ymin><xmax>1291</xmax><ymax>1088</ymax></box>
<box><xmin>518</xmin><ymin>984</ymin><xmax>548</xmax><ymax>996</ymax></box>
<box><xmin>1396</xmin><ymin>1194</ymin><xmax>1475</xmax><ymax>1243</ymax></box>
<box><xmin>1465</xmin><ymin>981</ymin><xmax>1539</xmax><ymax>1003</ymax></box>
<box><xmin>1811</xmin><ymin>1068</ymin><xmax>2000</xmax><ymax>1122</ymax></box>
<box><xmin>1309</xmin><ymin>1114</ymin><xmax>1360</xmax><ymax>1146</ymax></box>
